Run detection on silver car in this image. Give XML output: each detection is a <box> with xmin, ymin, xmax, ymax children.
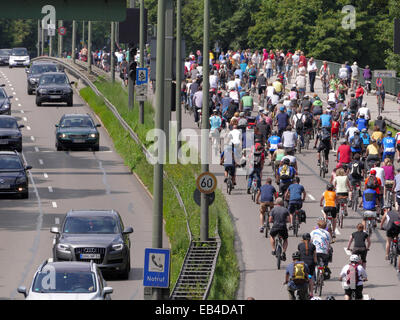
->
<box><xmin>17</xmin><ymin>260</ymin><xmax>113</xmax><ymax>300</ymax></box>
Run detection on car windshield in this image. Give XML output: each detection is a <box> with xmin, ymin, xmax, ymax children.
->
<box><xmin>0</xmin><ymin>156</ymin><xmax>23</xmax><ymax>170</ymax></box>
<box><xmin>0</xmin><ymin>118</ymin><xmax>17</xmax><ymax>129</ymax></box>
<box><xmin>0</xmin><ymin>49</ymin><xmax>11</xmax><ymax>56</ymax></box>
<box><xmin>30</xmin><ymin>64</ymin><xmax>58</xmax><ymax>75</ymax></box>
<box><xmin>12</xmin><ymin>48</ymin><xmax>28</xmax><ymax>56</ymax></box>
<box><xmin>39</xmin><ymin>74</ymin><xmax>68</xmax><ymax>85</ymax></box>
<box><xmin>60</xmin><ymin>117</ymin><xmax>94</xmax><ymax>128</ymax></box>
<box><xmin>32</xmin><ymin>271</ymin><xmax>96</xmax><ymax>294</ymax></box>
<box><xmin>63</xmin><ymin>216</ymin><xmax>120</xmax><ymax>234</ymax></box>
<box><xmin>0</xmin><ymin>90</ymin><xmax>6</xmax><ymax>99</ymax></box>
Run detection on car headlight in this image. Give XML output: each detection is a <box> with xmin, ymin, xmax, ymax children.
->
<box><xmin>111</xmin><ymin>243</ymin><xmax>124</xmax><ymax>251</ymax></box>
<box><xmin>15</xmin><ymin>176</ymin><xmax>27</xmax><ymax>184</ymax></box>
<box><xmin>2</xmin><ymin>104</ymin><xmax>9</xmax><ymax>109</ymax></box>
<box><xmin>10</xmin><ymin>135</ymin><xmax>20</xmax><ymax>139</ymax></box>
<box><xmin>29</xmin><ymin>78</ymin><xmax>38</xmax><ymax>84</ymax></box>
<box><xmin>57</xmin><ymin>243</ymin><xmax>70</xmax><ymax>252</ymax></box>
<box><xmin>38</xmin><ymin>89</ymin><xmax>47</xmax><ymax>94</ymax></box>
<box><xmin>64</xmin><ymin>89</ymin><xmax>72</xmax><ymax>94</ymax></box>
<box><xmin>60</xmin><ymin>133</ymin><xmax>68</xmax><ymax>139</ymax></box>
<box><xmin>89</xmin><ymin>133</ymin><xmax>97</xmax><ymax>138</ymax></box>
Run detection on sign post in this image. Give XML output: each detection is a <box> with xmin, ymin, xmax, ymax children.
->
<box><xmin>376</xmin><ymin>77</ymin><xmax>383</xmax><ymax>88</ymax></box>
<box><xmin>373</xmin><ymin>70</ymin><xmax>396</xmax><ymax>78</ymax></box>
<box><xmin>135</xmin><ymin>67</ymin><xmax>148</xmax><ymax>102</ymax></box>
<box><xmin>143</xmin><ymin>248</ymin><xmax>170</xmax><ymax>288</ymax></box>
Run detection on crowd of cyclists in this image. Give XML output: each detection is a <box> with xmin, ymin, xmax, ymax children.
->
<box><xmin>181</xmin><ymin>48</ymin><xmax>400</xmax><ymax>300</ymax></box>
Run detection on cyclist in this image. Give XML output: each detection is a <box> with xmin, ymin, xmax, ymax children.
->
<box><xmin>282</xmin><ymin>151</ymin><xmax>298</xmax><ymax>175</ymax></box>
<box><xmin>269</xmin><ymin>198</ymin><xmax>291</xmax><ymax>261</ymax></box>
<box><xmin>382</xmin><ymin>131</ymin><xmax>396</xmax><ymax>163</ymax></box>
<box><xmin>320</xmin><ymin>184</ymin><xmax>338</xmax><ymax>241</ymax></box>
<box><xmin>349</xmin><ymin>131</ymin><xmax>362</xmax><ymax>159</ymax></box>
<box><xmin>333</xmin><ymin>168</ymin><xmax>352</xmax><ymax>217</ymax></box>
<box><xmin>240</xmin><ymin>91</ymin><xmax>254</xmax><ymax>116</ymax></box>
<box><xmin>220</xmin><ymin>143</ymin><xmax>241</xmax><ymax>187</ymax></box>
<box><xmin>382</xmin><ymin>158</ymin><xmax>395</xmax><ymax>205</ymax></box>
<box><xmin>272</xmin><ymin>143</ymin><xmax>286</xmax><ymax>182</ymax></box>
<box><xmin>360</xmin><ymin>128</ymin><xmax>370</xmax><ymax>156</ymax></box>
<box><xmin>285</xmin><ymin>177</ymin><xmax>307</xmax><ymax>228</ymax></box>
<box><xmin>310</xmin><ymin>218</ymin><xmax>333</xmax><ymax>278</ymax></box>
<box><xmin>393</xmin><ymin>168</ymin><xmax>400</xmax><ymax>210</ymax></box>
<box><xmin>247</xmin><ymin>144</ymin><xmax>264</xmax><ymax>194</ymax></box>
<box><xmin>331</xmin><ymin>115</ymin><xmax>340</xmax><ymax>150</ymax></box>
<box><xmin>284</xmin><ymin>251</ymin><xmax>310</xmax><ymax>300</ymax></box>
<box><xmin>339</xmin><ymin>255</ymin><xmax>368</xmax><ymax>300</ymax></box>
<box><xmin>376</xmin><ymin>83</ymin><xmax>386</xmax><ymax>111</ymax></box>
<box><xmin>319</xmin><ymin>61</ymin><xmax>330</xmax><ymax>93</ymax></box>
<box><xmin>277</xmin><ymin>158</ymin><xmax>296</xmax><ymax>198</ymax></box>
<box><xmin>316</xmin><ymin>127</ymin><xmax>331</xmax><ymax>171</ymax></box>
<box><xmin>365</xmin><ymin>139</ymin><xmax>381</xmax><ymax>172</ymax></box>
<box><xmin>281</xmin><ymin>125</ymin><xmax>297</xmax><ymax>155</ymax></box>
<box><xmin>298</xmin><ymin>233</ymin><xmax>317</xmax><ymax>297</ymax></box>
<box><xmin>276</xmin><ymin>106</ymin><xmax>290</xmax><ymax>137</ymax></box>
<box><xmin>337</xmin><ymin>139</ymin><xmax>352</xmax><ymax>168</ymax></box>
<box><xmin>380</xmin><ymin>207</ymin><xmax>400</xmax><ymax>261</ymax></box>
<box><xmin>348</xmin><ymin>153</ymin><xmax>365</xmax><ymax>205</ymax></box>
<box><xmin>312</xmin><ymin>96</ymin><xmax>323</xmax><ymax>120</ymax></box>
<box><xmin>346</xmin><ymin>223</ymin><xmax>371</xmax><ymax>269</ymax></box>
<box><xmin>256</xmin><ymin>177</ymin><xmax>277</xmax><ymax>233</ymax></box>
<box><xmin>292</xmin><ymin>107</ymin><xmax>306</xmax><ymax>148</ymax></box>
<box><xmin>267</xmin><ymin>131</ymin><xmax>281</xmax><ymax>164</ymax></box>
<box><xmin>318</xmin><ymin>110</ymin><xmax>332</xmax><ymax>130</ymax></box>
<box><xmin>363</xmin><ymin>169</ymin><xmax>382</xmax><ymax>221</ymax></box>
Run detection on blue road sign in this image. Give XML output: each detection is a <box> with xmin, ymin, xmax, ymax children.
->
<box><xmin>143</xmin><ymin>248</ymin><xmax>170</xmax><ymax>288</ymax></box>
<box><xmin>136</xmin><ymin>67</ymin><xmax>148</xmax><ymax>85</ymax></box>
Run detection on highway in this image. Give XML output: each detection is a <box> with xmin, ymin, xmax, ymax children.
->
<box><xmin>175</xmin><ymin>76</ymin><xmax>400</xmax><ymax>300</ymax></box>
<box><xmin>0</xmin><ymin>66</ymin><xmax>168</xmax><ymax>300</ymax></box>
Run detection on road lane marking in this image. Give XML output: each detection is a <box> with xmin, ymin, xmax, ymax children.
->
<box><xmin>15</xmin><ymin>98</ymin><xmax>18</xmax><ymax>101</ymax></box>
<box><xmin>26</xmin><ymin>126</ymin><xmax>31</xmax><ymax>130</ymax></box>
<box><xmin>23</xmin><ymin>117</ymin><xmax>27</xmax><ymax>121</ymax></box>
<box><xmin>30</xmin><ymin>136</ymin><xmax>35</xmax><ymax>141</ymax></box>
<box><xmin>363</xmin><ymin>294</ymin><xmax>370</xmax><ymax>300</ymax></box>
<box><xmin>43</xmin><ymin>173</ymin><xmax>48</xmax><ymax>179</ymax></box>
<box><xmin>18</xmin><ymin>103</ymin><xmax>21</xmax><ymax>107</ymax></box>
<box><xmin>48</xmin><ymin>186</ymin><xmax>53</xmax><ymax>193</ymax></box>
<box><xmin>38</xmin><ymin>159</ymin><xmax>43</xmax><ymax>165</ymax></box>
<box><xmin>55</xmin><ymin>218</ymin><xmax>60</xmax><ymax>224</ymax></box>
<box><xmin>308</xmin><ymin>194</ymin><xmax>316</xmax><ymax>201</ymax></box>
<box><xmin>20</xmin><ymin>110</ymin><xmax>24</xmax><ymax>114</ymax></box>
<box><xmin>34</xmin><ymin>147</ymin><xmax>39</xmax><ymax>152</ymax></box>
<box><xmin>344</xmin><ymin>248</ymin><xmax>352</xmax><ymax>255</ymax></box>
<box><xmin>13</xmin><ymin>92</ymin><xmax>16</xmax><ymax>95</ymax></box>
<box><xmin>52</xmin><ymin>201</ymin><xmax>57</xmax><ymax>208</ymax></box>
<box><xmin>335</xmin><ymin>228</ymin><xmax>341</xmax><ymax>235</ymax></box>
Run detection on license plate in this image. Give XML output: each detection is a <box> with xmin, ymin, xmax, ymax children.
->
<box><xmin>73</xmin><ymin>139</ymin><xmax>85</xmax><ymax>143</ymax></box>
<box><xmin>0</xmin><ymin>140</ymin><xmax>8</xmax><ymax>144</ymax></box>
<box><xmin>50</xmin><ymin>95</ymin><xmax>61</xmax><ymax>99</ymax></box>
<box><xmin>0</xmin><ymin>184</ymin><xmax>10</xmax><ymax>189</ymax></box>
<box><xmin>80</xmin><ymin>253</ymin><xmax>100</xmax><ymax>259</ymax></box>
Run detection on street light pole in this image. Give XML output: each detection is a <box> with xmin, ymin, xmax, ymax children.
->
<box><xmin>176</xmin><ymin>0</ymin><xmax>182</xmax><ymax>153</ymax></box>
<box><xmin>152</xmin><ymin>0</ymin><xmax>166</xmax><ymax>301</ymax></box>
<box><xmin>200</xmin><ymin>0</ymin><xmax>210</xmax><ymax>242</ymax></box>
<box><xmin>87</xmin><ymin>21</ymin><xmax>92</xmax><ymax>73</ymax></box>
<box><xmin>58</xmin><ymin>20</ymin><xmax>63</xmax><ymax>57</ymax></box>
<box><xmin>128</xmin><ymin>0</ymin><xmax>135</xmax><ymax>110</ymax></box>
<box><xmin>72</xmin><ymin>21</ymin><xmax>76</xmax><ymax>62</ymax></box>
<box><xmin>37</xmin><ymin>20</ymin><xmax>40</xmax><ymax>57</ymax></box>
<box><xmin>139</xmin><ymin>0</ymin><xmax>145</xmax><ymax>124</ymax></box>
<box><xmin>111</xmin><ymin>22</ymin><xmax>115</xmax><ymax>82</ymax></box>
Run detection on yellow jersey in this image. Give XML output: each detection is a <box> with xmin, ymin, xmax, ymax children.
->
<box><xmin>367</xmin><ymin>144</ymin><xmax>379</xmax><ymax>155</ymax></box>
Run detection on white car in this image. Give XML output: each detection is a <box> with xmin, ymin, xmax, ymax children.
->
<box><xmin>9</xmin><ymin>48</ymin><xmax>30</xmax><ymax>68</ymax></box>
<box><xmin>17</xmin><ymin>260</ymin><xmax>113</xmax><ymax>300</ymax></box>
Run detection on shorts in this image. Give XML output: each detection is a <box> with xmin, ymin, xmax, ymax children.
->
<box><xmin>386</xmin><ymin>225</ymin><xmax>400</xmax><ymax>239</ymax></box>
<box><xmin>396</xmin><ymin>144</ymin><xmax>400</xmax><ymax>152</ymax></box>
<box><xmin>288</xmin><ymin>201</ymin><xmax>303</xmax><ymax>214</ymax></box>
<box><xmin>269</xmin><ymin>227</ymin><xmax>289</xmax><ymax>240</ymax></box>
<box><xmin>344</xmin><ymin>286</ymin><xmax>363</xmax><ymax>300</ymax></box>
<box><xmin>258</xmin><ymin>86</ymin><xmax>266</xmax><ymax>95</ymax></box>
<box><xmin>324</xmin><ymin>206</ymin><xmax>337</xmax><ymax>219</ymax></box>
<box><xmin>224</xmin><ymin>165</ymin><xmax>236</xmax><ymax>176</ymax></box>
<box><xmin>337</xmin><ymin>192</ymin><xmax>349</xmax><ymax>197</ymax></box>
<box><xmin>260</xmin><ymin>202</ymin><xmax>274</xmax><ymax>215</ymax></box>
<box><xmin>318</xmin><ymin>144</ymin><xmax>330</xmax><ymax>159</ymax></box>
<box><xmin>352</xmin><ymin>248</ymin><xmax>368</xmax><ymax>263</ymax></box>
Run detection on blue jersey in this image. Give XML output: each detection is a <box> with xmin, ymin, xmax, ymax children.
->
<box><xmin>360</xmin><ymin>132</ymin><xmax>370</xmax><ymax>145</ymax></box>
<box><xmin>268</xmin><ymin>136</ymin><xmax>281</xmax><ymax>151</ymax></box>
<box><xmin>356</xmin><ymin>118</ymin><xmax>368</xmax><ymax>131</ymax></box>
<box><xmin>320</xmin><ymin>114</ymin><xmax>332</xmax><ymax>128</ymax></box>
<box><xmin>363</xmin><ymin>189</ymin><xmax>377</xmax><ymax>211</ymax></box>
<box><xmin>382</xmin><ymin>137</ymin><xmax>396</xmax><ymax>153</ymax></box>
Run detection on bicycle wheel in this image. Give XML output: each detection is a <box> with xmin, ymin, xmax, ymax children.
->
<box><xmin>318</xmin><ymin>275</ymin><xmax>323</xmax><ymax>297</ymax></box>
<box><xmin>276</xmin><ymin>243</ymin><xmax>282</xmax><ymax>270</ymax></box>
<box><xmin>339</xmin><ymin>210</ymin><xmax>344</xmax><ymax>229</ymax></box>
<box><xmin>294</xmin><ymin>215</ymin><xmax>299</xmax><ymax>237</ymax></box>
<box><xmin>322</xmin><ymin>163</ymin><xmax>326</xmax><ymax>178</ymax></box>
<box><xmin>314</xmin><ymin>271</ymin><xmax>321</xmax><ymax>294</ymax></box>
<box><xmin>352</xmin><ymin>189</ymin><xmax>358</xmax><ymax>212</ymax></box>
<box><xmin>304</xmin><ymin>135</ymin><xmax>310</xmax><ymax>150</ymax></box>
<box><xmin>297</xmin><ymin>139</ymin><xmax>302</xmax><ymax>154</ymax></box>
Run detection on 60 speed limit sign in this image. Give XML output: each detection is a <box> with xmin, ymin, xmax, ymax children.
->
<box><xmin>196</xmin><ymin>172</ymin><xmax>217</xmax><ymax>194</ymax></box>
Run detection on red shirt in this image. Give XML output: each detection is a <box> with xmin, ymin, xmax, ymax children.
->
<box><xmin>299</xmin><ymin>55</ymin><xmax>307</xmax><ymax>67</ymax></box>
<box><xmin>356</xmin><ymin>87</ymin><xmax>364</xmax><ymax>98</ymax></box>
<box><xmin>337</xmin><ymin>144</ymin><xmax>351</xmax><ymax>164</ymax></box>
<box><xmin>331</xmin><ymin>121</ymin><xmax>340</xmax><ymax>135</ymax></box>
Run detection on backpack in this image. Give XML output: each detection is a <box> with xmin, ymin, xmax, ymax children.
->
<box><xmin>346</xmin><ymin>263</ymin><xmax>359</xmax><ymax>289</ymax></box>
<box><xmin>321</xmin><ymin>129</ymin><xmax>331</xmax><ymax>142</ymax></box>
<box><xmin>295</xmin><ymin>114</ymin><xmax>304</xmax><ymax>131</ymax></box>
<box><xmin>253</xmin><ymin>151</ymin><xmax>263</xmax><ymax>168</ymax></box>
<box><xmin>292</xmin><ymin>262</ymin><xmax>307</xmax><ymax>285</ymax></box>
<box><xmin>279</xmin><ymin>164</ymin><xmax>292</xmax><ymax>180</ymax></box>
<box><xmin>351</xmin><ymin>135</ymin><xmax>362</xmax><ymax>149</ymax></box>
<box><xmin>250</xmin><ymin>68</ymin><xmax>257</xmax><ymax>76</ymax></box>
<box><xmin>304</xmin><ymin>112</ymin><xmax>313</xmax><ymax>127</ymax></box>
<box><xmin>366</xmin><ymin>176</ymin><xmax>379</xmax><ymax>189</ymax></box>
<box><xmin>350</xmin><ymin>161</ymin><xmax>362</xmax><ymax>178</ymax></box>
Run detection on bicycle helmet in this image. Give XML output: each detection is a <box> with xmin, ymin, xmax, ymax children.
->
<box><xmin>361</xmin><ymin>128</ymin><xmax>367</xmax><ymax>133</ymax></box>
<box><xmin>326</xmin><ymin>296</ymin><xmax>336</xmax><ymax>300</ymax></box>
<box><xmin>283</xmin><ymin>158</ymin><xmax>290</xmax><ymax>165</ymax></box>
<box><xmin>292</xmin><ymin>251</ymin><xmax>301</xmax><ymax>260</ymax></box>
<box><xmin>327</xmin><ymin>183</ymin><xmax>334</xmax><ymax>191</ymax></box>
<box><xmin>302</xmin><ymin>233</ymin><xmax>311</xmax><ymax>240</ymax></box>
<box><xmin>350</xmin><ymin>254</ymin><xmax>361</xmax><ymax>263</ymax></box>
<box><xmin>311</xmin><ymin>296</ymin><xmax>322</xmax><ymax>300</ymax></box>
<box><xmin>387</xmin><ymin>131</ymin><xmax>392</xmax><ymax>136</ymax></box>
<box><xmin>370</xmin><ymin>169</ymin><xmax>376</xmax><ymax>175</ymax></box>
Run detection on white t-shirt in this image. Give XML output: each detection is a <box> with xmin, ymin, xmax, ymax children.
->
<box><xmin>308</xmin><ymin>61</ymin><xmax>318</xmax><ymax>72</ymax></box>
<box><xmin>295</xmin><ymin>75</ymin><xmax>306</xmax><ymax>88</ymax></box>
<box><xmin>340</xmin><ymin>264</ymin><xmax>367</xmax><ymax>289</ymax></box>
<box><xmin>232</xmin><ymin>53</ymin><xmax>240</xmax><ymax>62</ymax></box>
<box><xmin>270</xmin><ymin>94</ymin><xmax>279</xmax><ymax>106</ymax></box>
<box><xmin>346</xmin><ymin>127</ymin><xmax>359</xmax><ymax>140</ymax></box>
<box><xmin>358</xmin><ymin>107</ymin><xmax>370</xmax><ymax>120</ymax></box>
<box><xmin>228</xmin><ymin>129</ymin><xmax>242</xmax><ymax>146</ymax></box>
<box><xmin>328</xmin><ymin>92</ymin><xmax>336</xmax><ymax>103</ymax></box>
<box><xmin>209</xmin><ymin>75</ymin><xmax>218</xmax><ymax>89</ymax></box>
<box><xmin>283</xmin><ymin>100</ymin><xmax>292</xmax><ymax>108</ymax></box>
<box><xmin>227</xmin><ymin>80</ymin><xmax>237</xmax><ymax>91</ymax></box>
<box><xmin>310</xmin><ymin>228</ymin><xmax>331</xmax><ymax>254</ymax></box>
<box><xmin>371</xmin><ymin>167</ymin><xmax>385</xmax><ymax>185</ymax></box>
<box><xmin>266</xmin><ymin>86</ymin><xmax>275</xmax><ymax>97</ymax></box>
<box><xmin>282</xmin><ymin>155</ymin><xmax>297</xmax><ymax>165</ymax></box>
<box><xmin>282</xmin><ymin>131</ymin><xmax>297</xmax><ymax>148</ymax></box>
<box><xmin>229</xmin><ymin>90</ymin><xmax>239</xmax><ymax>103</ymax></box>
<box><xmin>351</xmin><ymin>65</ymin><xmax>359</xmax><ymax>77</ymax></box>
<box><xmin>264</xmin><ymin>59</ymin><xmax>272</xmax><ymax>69</ymax></box>
<box><xmin>339</xmin><ymin>67</ymin><xmax>348</xmax><ymax>79</ymax></box>
<box><xmin>292</xmin><ymin>54</ymin><xmax>300</xmax><ymax>65</ymax></box>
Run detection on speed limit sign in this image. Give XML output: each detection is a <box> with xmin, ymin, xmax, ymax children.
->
<box><xmin>196</xmin><ymin>172</ymin><xmax>217</xmax><ymax>194</ymax></box>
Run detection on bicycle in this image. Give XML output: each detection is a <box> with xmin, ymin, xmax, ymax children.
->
<box><xmin>303</xmin><ymin>128</ymin><xmax>312</xmax><ymax>150</ymax></box>
<box><xmin>319</xmin><ymin>152</ymin><xmax>328</xmax><ymax>178</ymax></box>
<box><xmin>364</xmin><ymin>211</ymin><xmax>377</xmax><ymax>237</ymax></box>
<box><xmin>385</xmin><ymin>183</ymin><xmax>394</xmax><ymax>210</ymax></box>
<box><xmin>226</xmin><ymin>170</ymin><xmax>233</xmax><ymax>195</ymax></box>
<box><xmin>263</xmin><ymin>208</ymin><xmax>271</xmax><ymax>238</ymax></box>
<box><xmin>291</xmin><ymin>204</ymin><xmax>303</xmax><ymax>237</ymax></box>
<box><xmin>378</xmin><ymin>95</ymin><xmax>383</xmax><ymax>116</ymax></box>
<box><xmin>251</xmin><ymin>175</ymin><xmax>260</xmax><ymax>202</ymax></box>
<box><xmin>275</xmin><ymin>235</ymin><xmax>284</xmax><ymax>270</ymax></box>
<box><xmin>296</xmin><ymin>134</ymin><xmax>302</xmax><ymax>154</ymax></box>
<box><xmin>351</xmin><ymin>181</ymin><xmax>361</xmax><ymax>212</ymax></box>
<box><xmin>314</xmin><ymin>260</ymin><xmax>325</xmax><ymax>297</ymax></box>
<box><xmin>332</xmin><ymin>133</ymin><xmax>338</xmax><ymax>151</ymax></box>
<box><xmin>389</xmin><ymin>236</ymin><xmax>399</xmax><ymax>268</ymax></box>
<box><xmin>337</xmin><ymin>197</ymin><xmax>348</xmax><ymax>229</ymax></box>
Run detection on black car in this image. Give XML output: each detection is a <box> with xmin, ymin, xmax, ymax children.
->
<box><xmin>55</xmin><ymin>113</ymin><xmax>101</xmax><ymax>151</ymax></box>
<box><xmin>36</xmin><ymin>72</ymin><xmax>74</xmax><ymax>106</ymax></box>
<box><xmin>51</xmin><ymin>210</ymin><xmax>134</xmax><ymax>279</ymax></box>
<box><xmin>0</xmin><ymin>49</ymin><xmax>12</xmax><ymax>66</ymax></box>
<box><xmin>0</xmin><ymin>116</ymin><xmax>24</xmax><ymax>152</ymax></box>
<box><xmin>26</xmin><ymin>61</ymin><xmax>58</xmax><ymax>95</ymax></box>
<box><xmin>0</xmin><ymin>85</ymin><xmax>13</xmax><ymax>115</ymax></box>
<box><xmin>0</xmin><ymin>151</ymin><xmax>32</xmax><ymax>198</ymax></box>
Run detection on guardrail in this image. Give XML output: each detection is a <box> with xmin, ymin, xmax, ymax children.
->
<box><xmin>314</xmin><ymin>59</ymin><xmax>400</xmax><ymax>97</ymax></box>
<box><xmin>32</xmin><ymin>56</ymin><xmax>220</xmax><ymax>300</ymax></box>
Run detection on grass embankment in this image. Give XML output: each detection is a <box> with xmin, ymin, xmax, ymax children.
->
<box><xmin>79</xmin><ymin>80</ymin><xmax>239</xmax><ymax>300</ymax></box>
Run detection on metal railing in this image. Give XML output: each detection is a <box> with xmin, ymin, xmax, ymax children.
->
<box><xmin>315</xmin><ymin>59</ymin><xmax>400</xmax><ymax>96</ymax></box>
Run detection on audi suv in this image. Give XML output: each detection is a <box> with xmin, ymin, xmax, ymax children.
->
<box><xmin>26</xmin><ymin>61</ymin><xmax>59</xmax><ymax>95</ymax></box>
<box><xmin>51</xmin><ymin>210</ymin><xmax>133</xmax><ymax>279</ymax></box>
<box><xmin>35</xmin><ymin>72</ymin><xmax>74</xmax><ymax>106</ymax></box>
<box><xmin>0</xmin><ymin>49</ymin><xmax>12</xmax><ymax>66</ymax></box>
<box><xmin>0</xmin><ymin>116</ymin><xmax>24</xmax><ymax>152</ymax></box>
<box><xmin>0</xmin><ymin>151</ymin><xmax>31</xmax><ymax>198</ymax></box>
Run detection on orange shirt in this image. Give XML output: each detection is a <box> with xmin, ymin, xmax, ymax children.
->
<box><xmin>364</xmin><ymin>176</ymin><xmax>382</xmax><ymax>194</ymax></box>
<box><xmin>324</xmin><ymin>191</ymin><xmax>336</xmax><ymax>207</ymax></box>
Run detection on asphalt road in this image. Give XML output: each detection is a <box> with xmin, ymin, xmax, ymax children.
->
<box><xmin>174</xmin><ymin>75</ymin><xmax>400</xmax><ymax>300</ymax></box>
<box><xmin>0</xmin><ymin>66</ymin><xmax>168</xmax><ymax>300</ymax></box>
